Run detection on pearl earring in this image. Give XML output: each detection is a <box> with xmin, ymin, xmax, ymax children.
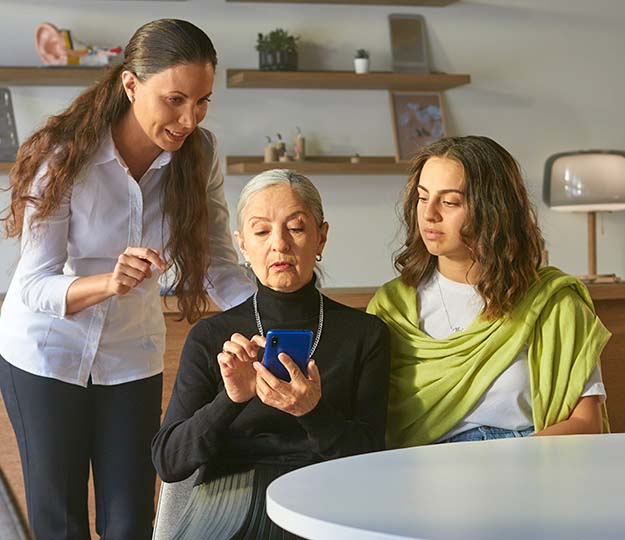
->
<box><xmin>315</xmin><ymin>254</ymin><xmax>322</xmax><ymax>262</ymax></box>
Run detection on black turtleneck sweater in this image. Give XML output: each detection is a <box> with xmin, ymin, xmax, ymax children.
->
<box><xmin>152</xmin><ymin>278</ymin><xmax>390</xmax><ymax>484</ymax></box>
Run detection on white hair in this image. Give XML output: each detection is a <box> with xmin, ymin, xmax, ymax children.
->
<box><xmin>236</xmin><ymin>169</ymin><xmax>325</xmax><ymax>230</ymax></box>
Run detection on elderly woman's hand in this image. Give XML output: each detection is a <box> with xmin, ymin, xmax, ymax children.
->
<box><xmin>253</xmin><ymin>354</ymin><xmax>321</xmax><ymax>416</ymax></box>
<box><xmin>217</xmin><ymin>333</ymin><xmax>264</xmax><ymax>403</ymax></box>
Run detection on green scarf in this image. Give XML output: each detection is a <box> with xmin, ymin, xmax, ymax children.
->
<box><xmin>367</xmin><ymin>266</ymin><xmax>611</xmax><ymax>448</ymax></box>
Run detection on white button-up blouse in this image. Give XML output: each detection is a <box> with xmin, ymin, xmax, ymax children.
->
<box><xmin>0</xmin><ymin>129</ymin><xmax>254</xmax><ymax>387</ymax></box>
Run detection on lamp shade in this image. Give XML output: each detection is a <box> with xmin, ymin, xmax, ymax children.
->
<box><xmin>543</xmin><ymin>150</ymin><xmax>625</xmax><ymax>212</ymax></box>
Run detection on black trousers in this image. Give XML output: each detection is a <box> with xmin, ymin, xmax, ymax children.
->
<box><xmin>0</xmin><ymin>355</ymin><xmax>162</xmax><ymax>540</ymax></box>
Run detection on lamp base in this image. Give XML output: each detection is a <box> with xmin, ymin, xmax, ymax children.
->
<box><xmin>578</xmin><ymin>273</ymin><xmax>621</xmax><ymax>284</ymax></box>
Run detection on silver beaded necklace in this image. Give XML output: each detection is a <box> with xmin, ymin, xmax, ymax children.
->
<box><xmin>252</xmin><ymin>289</ymin><xmax>324</xmax><ymax>357</ymax></box>
<box><xmin>436</xmin><ymin>273</ymin><xmax>463</xmax><ymax>334</ymax></box>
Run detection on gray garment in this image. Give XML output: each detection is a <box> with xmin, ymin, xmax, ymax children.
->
<box><xmin>153</xmin><ymin>471</ymin><xmax>198</xmax><ymax>540</ymax></box>
<box><xmin>0</xmin><ymin>466</ymin><xmax>31</xmax><ymax>540</ymax></box>
<box><xmin>172</xmin><ymin>470</ymin><xmax>255</xmax><ymax>540</ymax></box>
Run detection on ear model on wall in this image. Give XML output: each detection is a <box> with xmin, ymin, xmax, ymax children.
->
<box><xmin>34</xmin><ymin>22</ymin><xmax>69</xmax><ymax>65</ymax></box>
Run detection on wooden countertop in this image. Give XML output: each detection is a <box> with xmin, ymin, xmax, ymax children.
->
<box><xmin>2</xmin><ymin>282</ymin><xmax>625</xmax><ymax>314</ymax></box>
<box><xmin>161</xmin><ymin>287</ymin><xmax>377</xmax><ymax>315</ymax></box>
<box><xmin>161</xmin><ymin>282</ymin><xmax>625</xmax><ymax>315</ymax></box>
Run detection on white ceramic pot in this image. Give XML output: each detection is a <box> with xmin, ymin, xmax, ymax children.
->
<box><xmin>354</xmin><ymin>58</ymin><xmax>369</xmax><ymax>74</ymax></box>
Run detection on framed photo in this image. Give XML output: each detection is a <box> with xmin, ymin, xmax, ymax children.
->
<box><xmin>389</xmin><ymin>14</ymin><xmax>430</xmax><ymax>74</ymax></box>
<box><xmin>389</xmin><ymin>91</ymin><xmax>446</xmax><ymax>162</ymax></box>
<box><xmin>0</xmin><ymin>88</ymin><xmax>19</xmax><ymax>162</ymax></box>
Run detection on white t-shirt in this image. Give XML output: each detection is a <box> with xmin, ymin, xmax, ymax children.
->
<box><xmin>417</xmin><ymin>271</ymin><xmax>606</xmax><ymax>440</ymax></box>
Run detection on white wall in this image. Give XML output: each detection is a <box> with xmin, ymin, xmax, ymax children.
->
<box><xmin>1</xmin><ymin>0</ymin><xmax>625</xmax><ymax>292</ymax></box>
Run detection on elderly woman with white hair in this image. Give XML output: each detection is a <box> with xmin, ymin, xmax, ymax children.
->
<box><xmin>152</xmin><ymin>169</ymin><xmax>390</xmax><ymax>539</ymax></box>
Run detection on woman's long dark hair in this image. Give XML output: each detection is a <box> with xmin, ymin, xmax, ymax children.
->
<box><xmin>2</xmin><ymin>19</ymin><xmax>218</xmax><ymax>322</ymax></box>
<box><xmin>395</xmin><ymin>136</ymin><xmax>543</xmax><ymax>319</ymax></box>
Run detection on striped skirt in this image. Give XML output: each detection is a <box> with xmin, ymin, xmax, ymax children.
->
<box><xmin>171</xmin><ymin>467</ymin><xmax>304</xmax><ymax>540</ymax></box>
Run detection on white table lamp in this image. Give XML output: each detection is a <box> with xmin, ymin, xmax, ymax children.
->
<box><xmin>543</xmin><ymin>150</ymin><xmax>625</xmax><ymax>281</ymax></box>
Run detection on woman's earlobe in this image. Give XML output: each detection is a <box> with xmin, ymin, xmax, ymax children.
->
<box><xmin>34</xmin><ymin>23</ymin><xmax>68</xmax><ymax>66</ymax></box>
<box><xmin>121</xmin><ymin>71</ymin><xmax>138</xmax><ymax>103</ymax></box>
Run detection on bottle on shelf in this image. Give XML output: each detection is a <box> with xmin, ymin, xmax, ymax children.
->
<box><xmin>294</xmin><ymin>126</ymin><xmax>306</xmax><ymax>161</ymax></box>
<box><xmin>274</xmin><ymin>133</ymin><xmax>286</xmax><ymax>159</ymax></box>
<box><xmin>264</xmin><ymin>135</ymin><xmax>278</xmax><ymax>162</ymax></box>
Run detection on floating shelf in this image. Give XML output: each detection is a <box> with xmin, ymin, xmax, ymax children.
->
<box><xmin>0</xmin><ymin>66</ymin><xmax>108</xmax><ymax>86</ymax></box>
<box><xmin>0</xmin><ymin>162</ymin><xmax>12</xmax><ymax>174</ymax></box>
<box><xmin>226</xmin><ymin>0</ymin><xmax>458</xmax><ymax>5</ymax></box>
<box><xmin>227</xmin><ymin>69</ymin><xmax>470</xmax><ymax>91</ymax></box>
<box><xmin>226</xmin><ymin>156</ymin><xmax>409</xmax><ymax>175</ymax></box>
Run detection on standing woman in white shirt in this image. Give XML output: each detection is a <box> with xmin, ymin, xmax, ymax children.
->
<box><xmin>0</xmin><ymin>19</ymin><xmax>253</xmax><ymax>540</ymax></box>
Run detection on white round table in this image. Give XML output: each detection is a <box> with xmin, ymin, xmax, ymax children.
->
<box><xmin>266</xmin><ymin>433</ymin><xmax>625</xmax><ymax>540</ymax></box>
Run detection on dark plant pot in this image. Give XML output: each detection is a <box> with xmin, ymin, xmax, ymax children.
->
<box><xmin>258</xmin><ymin>50</ymin><xmax>298</xmax><ymax>71</ymax></box>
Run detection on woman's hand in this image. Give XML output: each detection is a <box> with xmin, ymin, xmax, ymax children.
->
<box><xmin>533</xmin><ymin>395</ymin><xmax>603</xmax><ymax>436</ymax></box>
<box><xmin>66</xmin><ymin>247</ymin><xmax>166</xmax><ymax>314</ymax></box>
<box><xmin>218</xmin><ymin>334</ymin><xmax>264</xmax><ymax>403</ymax></box>
<box><xmin>107</xmin><ymin>247</ymin><xmax>166</xmax><ymax>295</ymax></box>
<box><xmin>253</xmin><ymin>354</ymin><xmax>321</xmax><ymax>416</ymax></box>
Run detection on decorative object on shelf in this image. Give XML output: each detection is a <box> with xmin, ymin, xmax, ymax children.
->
<box><xmin>350</xmin><ymin>153</ymin><xmax>361</xmax><ymax>164</ymax></box>
<box><xmin>354</xmin><ymin>49</ymin><xmax>370</xmax><ymax>74</ymax></box>
<box><xmin>34</xmin><ymin>22</ymin><xmax>122</xmax><ymax>67</ymax></box>
<box><xmin>294</xmin><ymin>127</ymin><xmax>306</xmax><ymax>161</ymax></box>
<box><xmin>544</xmin><ymin>150</ymin><xmax>625</xmax><ymax>282</ymax></box>
<box><xmin>389</xmin><ymin>14</ymin><xmax>430</xmax><ymax>73</ymax></box>
<box><xmin>389</xmin><ymin>91</ymin><xmax>445</xmax><ymax>162</ymax></box>
<box><xmin>0</xmin><ymin>88</ymin><xmax>18</xmax><ymax>162</ymax></box>
<box><xmin>279</xmin><ymin>154</ymin><xmax>292</xmax><ymax>162</ymax></box>
<box><xmin>256</xmin><ymin>28</ymin><xmax>299</xmax><ymax>71</ymax></box>
<box><xmin>274</xmin><ymin>132</ymin><xmax>286</xmax><ymax>158</ymax></box>
<box><xmin>264</xmin><ymin>135</ymin><xmax>278</xmax><ymax>162</ymax></box>
<box><xmin>35</xmin><ymin>23</ymin><xmax>69</xmax><ymax>65</ymax></box>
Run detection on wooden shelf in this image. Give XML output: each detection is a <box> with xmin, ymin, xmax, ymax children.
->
<box><xmin>226</xmin><ymin>0</ymin><xmax>458</xmax><ymax>5</ymax></box>
<box><xmin>227</xmin><ymin>156</ymin><xmax>409</xmax><ymax>175</ymax></box>
<box><xmin>0</xmin><ymin>162</ymin><xmax>13</xmax><ymax>174</ymax></box>
<box><xmin>227</xmin><ymin>69</ymin><xmax>469</xmax><ymax>90</ymax></box>
<box><xmin>0</xmin><ymin>66</ymin><xmax>108</xmax><ymax>86</ymax></box>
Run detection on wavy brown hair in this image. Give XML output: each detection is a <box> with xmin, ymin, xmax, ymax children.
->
<box><xmin>2</xmin><ymin>19</ymin><xmax>218</xmax><ymax>322</ymax></box>
<box><xmin>395</xmin><ymin>136</ymin><xmax>543</xmax><ymax>319</ymax></box>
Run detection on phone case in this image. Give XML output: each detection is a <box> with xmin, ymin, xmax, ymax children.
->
<box><xmin>263</xmin><ymin>329</ymin><xmax>313</xmax><ymax>382</ymax></box>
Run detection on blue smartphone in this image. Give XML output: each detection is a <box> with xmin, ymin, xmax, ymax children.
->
<box><xmin>263</xmin><ymin>329</ymin><xmax>313</xmax><ymax>382</ymax></box>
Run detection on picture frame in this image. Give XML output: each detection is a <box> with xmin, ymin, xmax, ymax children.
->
<box><xmin>388</xmin><ymin>14</ymin><xmax>430</xmax><ymax>74</ymax></box>
<box><xmin>389</xmin><ymin>91</ymin><xmax>446</xmax><ymax>163</ymax></box>
<box><xmin>0</xmin><ymin>88</ymin><xmax>19</xmax><ymax>162</ymax></box>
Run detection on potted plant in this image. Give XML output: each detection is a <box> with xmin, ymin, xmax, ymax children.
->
<box><xmin>256</xmin><ymin>29</ymin><xmax>299</xmax><ymax>71</ymax></box>
<box><xmin>354</xmin><ymin>49</ymin><xmax>370</xmax><ymax>74</ymax></box>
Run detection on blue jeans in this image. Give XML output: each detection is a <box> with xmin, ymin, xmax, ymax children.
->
<box><xmin>439</xmin><ymin>425</ymin><xmax>534</xmax><ymax>444</ymax></box>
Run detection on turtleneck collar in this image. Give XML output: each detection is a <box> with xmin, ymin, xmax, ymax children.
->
<box><xmin>254</xmin><ymin>275</ymin><xmax>320</xmax><ymax>323</ymax></box>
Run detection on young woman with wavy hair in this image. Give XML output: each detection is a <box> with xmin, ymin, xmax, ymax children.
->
<box><xmin>0</xmin><ymin>19</ymin><xmax>252</xmax><ymax>540</ymax></box>
<box><xmin>368</xmin><ymin>136</ymin><xmax>610</xmax><ymax>448</ymax></box>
